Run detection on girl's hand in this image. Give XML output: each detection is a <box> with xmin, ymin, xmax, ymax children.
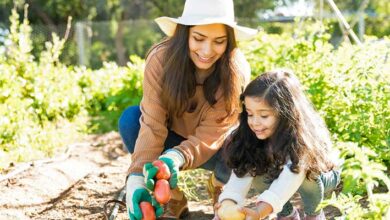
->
<box><xmin>241</xmin><ymin>202</ymin><xmax>273</xmax><ymax>220</ymax></box>
<box><xmin>241</xmin><ymin>207</ymin><xmax>260</xmax><ymax>220</ymax></box>
<box><xmin>217</xmin><ymin>200</ymin><xmax>245</xmax><ymax>220</ymax></box>
<box><xmin>212</xmin><ymin>202</ymin><xmax>221</xmax><ymax>220</ymax></box>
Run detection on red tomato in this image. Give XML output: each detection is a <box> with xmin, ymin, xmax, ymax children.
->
<box><xmin>153</xmin><ymin>160</ymin><xmax>171</xmax><ymax>180</ymax></box>
<box><xmin>140</xmin><ymin>201</ymin><xmax>156</xmax><ymax>220</ymax></box>
<box><xmin>154</xmin><ymin>179</ymin><xmax>171</xmax><ymax>204</ymax></box>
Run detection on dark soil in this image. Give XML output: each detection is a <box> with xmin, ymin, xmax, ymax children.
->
<box><xmin>0</xmin><ymin>132</ymin><xmax>340</xmax><ymax>219</ymax></box>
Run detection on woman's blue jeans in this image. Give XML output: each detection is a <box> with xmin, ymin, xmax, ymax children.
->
<box><xmin>252</xmin><ymin>169</ymin><xmax>341</xmax><ymax>216</ymax></box>
<box><xmin>118</xmin><ymin>106</ymin><xmax>231</xmax><ymax>183</ymax></box>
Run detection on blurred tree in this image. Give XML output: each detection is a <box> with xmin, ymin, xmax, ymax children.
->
<box><xmin>146</xmin><ymin>0</ymin><xmax>184</xmax><ymax>18</ymax></box>
<box><xmin>0</xmin><ymin>0</ymin><xmax>279</xmax><ymax>25</ymax></box>
<box><xmin>235</xmin><ymin>0</ymin><xmax>275</xmax><ymax>18</ymax></box>
<box><xmin>0</xmin><ymin>0</ymin><xmax>388</xmax><ymax>67</ymax></box>
<box><xmin>1</xmin><ymin>0</ymin><xmax>388</xmax><ymax>26</ymax></box>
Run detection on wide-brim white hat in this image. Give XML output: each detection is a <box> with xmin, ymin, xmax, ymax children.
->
<box><xmin>155</xmin><ymin>0</ymin><xmax>258</xmax><ymax>41</ymax></box>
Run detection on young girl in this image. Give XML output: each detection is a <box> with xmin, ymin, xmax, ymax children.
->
<box><xmin>214</xmin><ymin>70</ymin><xmax>341</xmax><ymax>220</ymax></box>
<box><xmin>119</xmin><ymin>0</ymin><xmax>257</xmax><ymax>219</ymax></box>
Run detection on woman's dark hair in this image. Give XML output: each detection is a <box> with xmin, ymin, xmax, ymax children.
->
<box><xmin>147</xmin><ymin>24</ymin><xmax>240</xmax><ymax>122</ymax></box>
<box><xmin>224</xmin><ymin>70</ymin><xmax>335</xmax><ymax>180</ymax></box>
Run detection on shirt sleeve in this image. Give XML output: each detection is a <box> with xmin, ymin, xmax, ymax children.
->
<box><xmin>218</xmin><ymin>172</ymin><xmax>253</xmax><ymax>206</ymax></box>
<box><xmin>175</xmin><ymin>93</ymin><xmax>238</xmax><ymax>169</ymax></box>
<box><xmin>127</xmin><ymin>47</ymin><xmax>169</xmax><ymax>174</ymax></box>
<box><xmin>256</xmin><ymin>163</ymin><xmax>306</xmax><ymax>214</ymax></box>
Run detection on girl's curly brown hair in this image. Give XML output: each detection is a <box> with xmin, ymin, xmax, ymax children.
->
<box><xmin>224</xmin><ymin>70</ymin><xmax>335</xmax><ymax>181</ymax></box>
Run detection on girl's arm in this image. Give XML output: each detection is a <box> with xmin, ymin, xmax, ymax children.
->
<box><xmin>218</xmin><ymin>172</ymin><xmax>253</xmax><ymax>205</ymax></box>
<box><xmin>256</xmin><ymin>162</ymin><xmax>306</xmax><ymax>216</ymax></box>
<box><xmin>214</xmin><ymin>172</ymin><xmax>253</xmax><ymax>219</ymax></box>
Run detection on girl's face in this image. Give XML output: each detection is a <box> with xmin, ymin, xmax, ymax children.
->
<box><xmin>244</xmin><ymin>96</ymin><xmax>279</xmax><ymax>140</ymax></box>
<box><xmin>188</xmin><ymin>24</ymin><xmax>228</xmax><ymax>74</ymax></box>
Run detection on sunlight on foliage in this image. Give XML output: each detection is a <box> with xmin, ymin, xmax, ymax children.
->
<box><xmin>0</xmin><ymin>6</ymin><xmax>144</xmax><ymax>170</ymax></box>
<box><xmin>337</xmin><ymin>142</ymin><xmax>390</xmax><ymax>195</ymax></box>
<box><xmin>178</xmin><ymin>169</ymin><xmax>211</xmax><ymax>202</ymax></box>
<box><xmin>0</xmin><ymin>5</ymin><xmax>389</xmax><ymax>218</ymax></box>
<box><xmin>240</xmin><ymin>21</ymin><xmax>389</xmax><ymax>218</ymax></box>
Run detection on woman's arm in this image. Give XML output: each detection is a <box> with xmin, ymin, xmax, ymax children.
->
<box><xmin>127</xmin><ymin>47</ymin><xmax>169</xmax><ymax>174</ymax></box>
<box><xmin>174</xmin><ymin>94</ymin><xmax>238</xmax><ymax>169</ymax></box>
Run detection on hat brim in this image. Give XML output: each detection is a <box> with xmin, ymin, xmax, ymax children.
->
<box><xmin>155</xmin><ymin>16</ymin><xmax>258</xmax><ymax>41</ymax></box>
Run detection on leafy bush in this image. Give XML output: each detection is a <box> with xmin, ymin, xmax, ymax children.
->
<box><xmin>0</xmin><ymin>8</ymin><xmax>144</xmax><ymax>169</ymax></box>
<box><xmin>240</xmin><ymin>24</ymin><xmax>390</xmax><ymax>218</ymax></box>
<box><xmin>242</xmin><ymin>28</ymin><xmax>389</xmax><ymax>163</ymax></box>
<box><xmin>77</xmin><ymin>56</ymin><xmax>143</xmax><ymax>132</ymax></box>
<box><xmin>1</xmin><ymin>6</ymin><xmax>389</xmax><ymax>218</ymax></box>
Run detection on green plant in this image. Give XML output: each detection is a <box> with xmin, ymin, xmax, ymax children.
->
<box><xmin>318</xmin><ymin>141</ymin><xmax>390</xmax><ymax>218</ymax></box>
<box><xmin>338</xmin><ymin>142</ymin><xmax>390</xmax><ymax>195</ymax></box>
<box><xmin>240</xmin><ymin>26</ymin><xmax>389</xmax><ymax>218</ymax></box>
<box><xmin>0</xmin><ymin>6</ymin><xmax>144</xmax><ymax>169</ymax></box>
<box><xmin>242</xmin><ymin>28</ymin><xmax>389</xmax><ymax>163</ymax></box>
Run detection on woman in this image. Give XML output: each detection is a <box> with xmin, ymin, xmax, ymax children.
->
<box><xmin>118</xmin><ymin>0</ymin><xmax>257</xmax><ymax>219</ymax></box>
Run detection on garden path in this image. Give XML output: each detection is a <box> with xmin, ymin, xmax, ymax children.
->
<box><xmin>0</xmin><ymin>132</ymin><xmax>339</xmax><ymax>219</ymax></box>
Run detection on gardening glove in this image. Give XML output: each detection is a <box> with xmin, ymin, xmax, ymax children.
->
<box><xmin>159</xmin><ymin>149</ymin><xmax>185</xmax><ymax>188</ymax></box>
<box><xmin>126</xmin><ymin>174</ymin><xmax>163</xmax><ymax>220</ymax></box>
<box><xmin>143</xmin><ymin>149</ymin><xmax>185</xmax><ymax>190</ymax></box>
<box><xmin>143</xmin><ymin>162</ymin><xmax>159</xmax><ymax>190</ymax></box>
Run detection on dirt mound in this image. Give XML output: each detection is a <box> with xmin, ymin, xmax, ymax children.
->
<box><xmin>0</xmin><ymin>132</ymin><xmax>215</xmax><ymax>219</ymax></box>
<box><xmin>0</xmin><ymin>132</ymin><xmax>339</xmax><ymax>219</ymax></box>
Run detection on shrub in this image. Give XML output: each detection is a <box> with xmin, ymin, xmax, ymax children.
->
<box><xmin>240</xmin><ymin>26</ymin><xmax>390</xmax><ymax>218</ymax></box>
<box><xmin>242</xmin><ymin>30</ymin><xmax>389</xmax><ymax>164</ymax></box>
<box><xmin>0</xmin><ymin>7</ymin><xmax>144</xmax><ymax>169</ymax></box>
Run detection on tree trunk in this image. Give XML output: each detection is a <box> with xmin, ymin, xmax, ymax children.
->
<box><xmin>26</xmin><ymin>0</ymin><xmax>58</xmax><ymax>34</ymax></box>
<box><xmin>115</xmin><ymin>20</ymin><xmax>127</xmax><ymax>66</ymax></box>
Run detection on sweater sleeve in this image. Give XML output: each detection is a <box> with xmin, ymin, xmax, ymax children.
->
<box><xmin>256</xmin><ymin>163</ymin><xmax>306</xmax><ymax>214</ymax></box>
<box><xmin>175</xmin><ymin>93</ymin><xmax>237</xmax><ymax>169</ymax></box>
<box><xmin>127</xmin><ymin>47</ymin><xmax>168</xmax><ymax>174</ymax></box>
<box><xmin>218</xmin><ymin>172</ymin><xmax>253</xmax><ymax>206</ymax></box>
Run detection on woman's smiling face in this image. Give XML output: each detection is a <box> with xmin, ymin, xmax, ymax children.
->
<box><xmin>188</xmin><ymin>24</ymin><xmax>228</xmax><ymax>74</ymax></box>
<box><xmin>245</xmin><ymin>96</ymin><xmax>280</xmax><ymax>140</ymax></box>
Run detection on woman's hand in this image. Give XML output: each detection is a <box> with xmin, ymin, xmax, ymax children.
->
<box><xmin>158</xmin><ymin>157</ymin><xmax>179</xmax><ymax>188</ymax></box>
<box><xmin>125</xmin><ymin>174</ymin><xmax>163</xmax><ymax>220</ymax></box>
<box><xmin>143</xmin><ymin>157</ymin><xmax>179</xmax><ymax>190</ymax></box>
<box><xmin>158</xmin><ymin>150</ymin><xmax>185</xmax><ymax>189</ymax></box>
